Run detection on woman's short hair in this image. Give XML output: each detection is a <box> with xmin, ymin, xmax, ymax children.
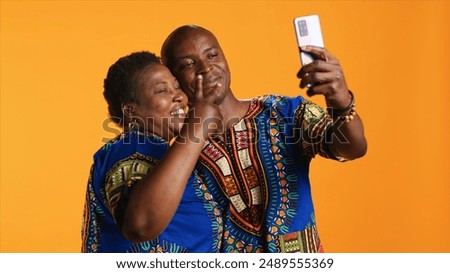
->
<box><xmin>103</xmin><ymin>51</ymin><xmax>161</xmax><ymax>127</ymax></box>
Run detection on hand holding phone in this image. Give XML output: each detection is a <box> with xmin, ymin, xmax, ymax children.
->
<box><xmin>294</xmin><ymin>15</ymin><xmax>324</xmax><ymax>66</ymax></box>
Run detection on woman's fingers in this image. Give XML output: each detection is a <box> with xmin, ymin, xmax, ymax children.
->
<box><xmin>193</xmin><ymin>75</ymin><xmax>222</xmax><ymax>103</ymax></box>
<box><xmin>194</xmin><ymin>75</ymin><xmax>204</xmax><ymax>101</ymax></box>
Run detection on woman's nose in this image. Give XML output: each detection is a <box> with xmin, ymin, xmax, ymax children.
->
<box><xmin>172</xmin><ymin>90</ymin><xmax>184</xmax><ymax>102</ymax></box>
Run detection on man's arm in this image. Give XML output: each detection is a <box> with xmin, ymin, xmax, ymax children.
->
<box><xmin>297</xmin><ymin>46</ymin><xmax>367</xmax><ymax>160</ymax></box>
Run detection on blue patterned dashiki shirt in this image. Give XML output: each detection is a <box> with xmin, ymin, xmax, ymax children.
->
<box><xmin>197</xmin><ymin>95</ymin><xmax>337</xmax><ymax>253</ymax></box>
<box><xmin>82</xmin><ymin>130</ymin><xmax>223</xmax><ymax>253</ymax></box>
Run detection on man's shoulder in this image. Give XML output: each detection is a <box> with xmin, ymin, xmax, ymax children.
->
<box><xmin>252</xmin><ymin>94</ymin><xmax>306</xmax><ymax>110</ymax></box>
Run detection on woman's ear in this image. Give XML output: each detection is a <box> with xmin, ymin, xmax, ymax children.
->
<box><xmin>121</xmin><ymin>103</ymin><xmax>134</xmax><ymax>119</ymax></box>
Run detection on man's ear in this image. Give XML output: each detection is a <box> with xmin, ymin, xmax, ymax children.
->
<box><xmin>121</xmin><ymin>103</ymin><xmax>134</xmax><ymax>119</ymax></box>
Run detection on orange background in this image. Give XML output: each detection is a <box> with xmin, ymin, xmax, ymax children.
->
<box><xmin>1</xmin><ymin>0</ymin><xmax>449</xmax><ymax>252</ymax></box>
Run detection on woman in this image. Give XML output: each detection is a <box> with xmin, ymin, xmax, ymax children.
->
<box><xmin>81</xmin><ymin>51</ymin><xmax>224</xmax><ymax>252</ymax></box>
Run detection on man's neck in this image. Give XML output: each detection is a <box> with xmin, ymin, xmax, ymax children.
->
<box><xmin>217</xmin><ymin>93</ymin><xmax>251</xmax><ymax>131</ymax></box>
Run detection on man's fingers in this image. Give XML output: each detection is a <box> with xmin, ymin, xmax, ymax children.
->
<box><xmin>298</xmin><ymin>60</ymin><xmax>337</xmax><ymax>77</ymax></box>
<box><xmin>300</xmin><ymin>46</ymin><xmax>339</xmax><ymax>65</ymax></box>
<box><xmin>305</xmin><ymin>82</ymin><xmax>332</xmax><ymax>97</ymax></box>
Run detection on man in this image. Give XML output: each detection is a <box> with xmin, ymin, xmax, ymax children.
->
<box><xmin>161</xmin><ymin>25</ymin><xmax>367</xmax><ymax>252</ymax></box>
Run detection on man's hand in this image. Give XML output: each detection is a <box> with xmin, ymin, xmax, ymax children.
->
<box><xmin>297</xmin><ymin>46</ymin><xmax>352</xmax><ymax>110</ymax></box>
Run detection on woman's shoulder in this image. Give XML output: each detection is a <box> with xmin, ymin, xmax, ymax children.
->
<box><xmin>93</xmin><ymin>130</ymin><xmax>168</xmax><ymax>163</ymax></box>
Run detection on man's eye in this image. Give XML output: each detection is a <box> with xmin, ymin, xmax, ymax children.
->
<box><xmin>208</xmin><ymin>53</ymin><xmax>218</xmax><ymax>59</ymax></box>
<box><xmin>182</xmin><ymin>61</ymin><xmax>194</xmax><ymax>68</ymax></box>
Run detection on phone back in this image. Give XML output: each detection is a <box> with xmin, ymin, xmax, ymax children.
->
<box><xmin>294</xmin><ymin>15</ymin><xmax>324</xmax><ymax>65</ymax></box>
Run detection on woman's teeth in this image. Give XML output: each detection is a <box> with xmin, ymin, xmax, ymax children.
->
<box><xmin>171</xmin><ymin>108</ymin><xmax>185</xmax><ymax>116</ymax></box>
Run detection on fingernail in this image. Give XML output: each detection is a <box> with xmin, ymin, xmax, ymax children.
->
<box><xmin>301</xmin><ymin>46</ymin><xmax>308</xmax><ymax>50</ymax></box>
<box><xmin>197</xmin><ymin>75</ymin><xmax>203</xmax><ymax>79</ymax></box>
<box><xmin>216</xmin><ymin>83</ymin><xmax>222</xmax><ymax>87</ymax></box>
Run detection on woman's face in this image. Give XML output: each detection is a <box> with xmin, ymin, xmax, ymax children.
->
<box><xmin>129</xmin><ymin>63</ymin><xmax>188</xmax><ymax>140</ymax></box>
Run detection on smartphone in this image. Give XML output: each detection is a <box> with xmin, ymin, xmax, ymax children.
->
<box><xmin>294</xmin><ymin>14</ymin><xmax>324</xmax><ymax>66</ymax></box>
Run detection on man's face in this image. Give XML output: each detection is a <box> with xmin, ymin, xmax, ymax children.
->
<box><xmin>162</xmin><ymin>28</ymin><xmax>231</xmax><ymax>105</ymax></box>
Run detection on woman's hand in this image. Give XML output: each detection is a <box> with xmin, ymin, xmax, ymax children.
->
<box><xmin>186</xmin><ymin>75</ymin><xmax>223</xmax><ymax>141</ymax></box>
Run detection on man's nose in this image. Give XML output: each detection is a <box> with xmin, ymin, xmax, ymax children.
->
<box><xmin>196</xmin><ymin>60</ymin><xmax>212</xmax><ymax>75</ymax></box>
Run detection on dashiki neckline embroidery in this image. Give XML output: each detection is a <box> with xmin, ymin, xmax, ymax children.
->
<box><xmin>199</xmin><ymin>98</ymin><xmax>268</xmax><ymax>236</ymax></box>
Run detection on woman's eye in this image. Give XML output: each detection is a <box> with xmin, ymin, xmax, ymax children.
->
<box><xmin>157</xmin><ymin>89</ymin><xmax>168</xmax><ymax>94</ymax></box>
<box><xmin>175</xmin><ymin>85</ymin><xmax>181</xmax><ymax>90</ymax></box>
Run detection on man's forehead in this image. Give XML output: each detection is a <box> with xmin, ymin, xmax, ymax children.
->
<box><xmin>172</xmin><ymin>34</ymin><xmax>219</xmax><ymax>56</ymax></box>
<box><xmin>161</xmin><ymin>25</ymin><xmax>221</xmax><ymax>65</ymax></box>
<box><xmin>180</xmin><ymin>29</ymin><xmax>215</xmax><ymax>44</ymax></box>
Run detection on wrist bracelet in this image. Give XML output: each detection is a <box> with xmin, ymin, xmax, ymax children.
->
<box><xmin>336</xmin><ymin>106</ymin><xmax>356</xmax><ymax>123</ymax></box>
<box><xmin>328</xmin><ymin>90</ymin><xmax>357</xmax><ymax>123</ymax></box>
<box><xmin>331</xmin><ymin>90</ymin><xmax>355</xmax><ymax>115</ymax></box>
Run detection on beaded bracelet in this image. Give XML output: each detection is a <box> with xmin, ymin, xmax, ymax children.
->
<box><xmin>328</xmin><ymin>90</ymin><xmax>357</xmax><ymax>123</ymax></box>
<box><xmin>336</xmin><ymin>105</ymin><xmax>356</xmax><ymax>123</ymax></box>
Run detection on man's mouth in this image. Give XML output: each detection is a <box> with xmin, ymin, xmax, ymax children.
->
<box><xmin>203</xmin><ymin>76</ymin><xmax>220</xmax><ymax>88</ymax></box>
